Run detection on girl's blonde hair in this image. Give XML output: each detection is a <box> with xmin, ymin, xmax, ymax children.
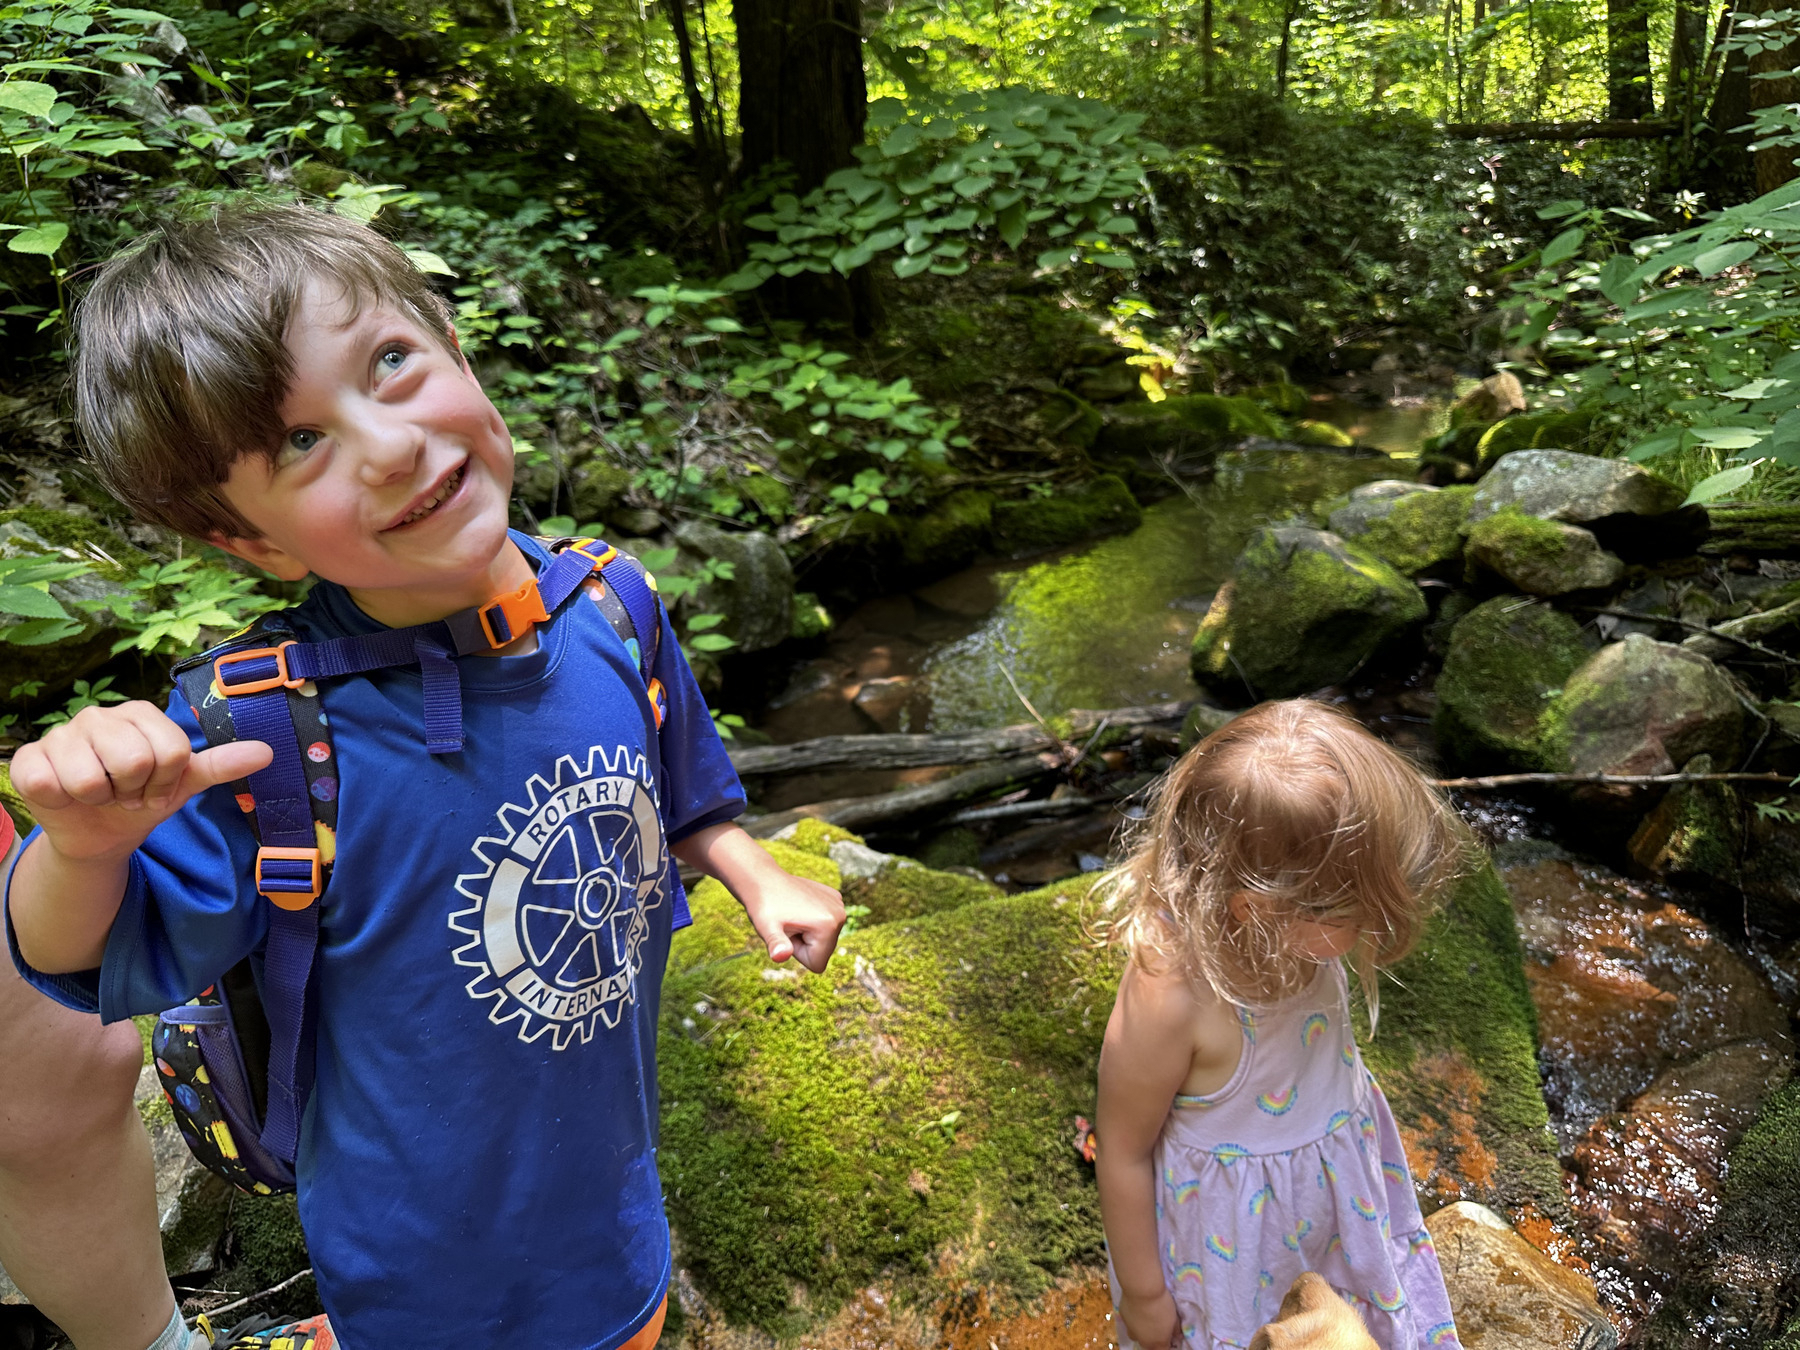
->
<box><xmin>1103</xmin><ymin>699</ymin><xmax>1473</xmax><ymax>1032</ymax></box>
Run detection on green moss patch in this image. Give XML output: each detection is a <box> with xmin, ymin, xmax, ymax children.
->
<box><xmin>991</xmin><ymin>475</ymin><xmax>1143</xmax><ymax>556</ymax></box>
<box><xmin>903</xmin><ymin>489</ymin><xmax>996</xmax><ymax>570</ymax></box>
<box><xmin>1433</xmin><ymin>596</ymin><xmax>1591</xmax><ymax>772</ymax></box>
<box><xmin>1361</xmin><ymin>863</ymin><xmax>1562</xmax><ymax>1217</ymax></box>
<box><xmin>671</xmin><ymin>838</ymin><xmax>842</xmax><ymax>972</ymax></box>
<box><xmin>1357</xmin><ymin>485</ymin><xmax>1473</xmax><ymax>577</ymax></box>
<box><xmin>851</xmin><ymin>862</ymin><xmax>1002</xmax><ymax>925</ymax></box>
<box><xmin>0</xmin><ymin>507</ymin><xmax>143</xmax><ymax>581</ymax></box>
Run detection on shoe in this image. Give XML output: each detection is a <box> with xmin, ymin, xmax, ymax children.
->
<box><xmin>196</xmin><ymin>1314</ymin><xmax>337</xmax><ymax>1350</ymax></box>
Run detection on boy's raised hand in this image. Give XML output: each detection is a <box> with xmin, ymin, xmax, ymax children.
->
<box><xmin>13</xmin><ymin>701</ymin><xmax>274</xmax><ymax>862</ymax></box>
<box><xmin>742</xmin><ymin>873</ymin><xmax>845</xmax><ymax>973</ymax></box>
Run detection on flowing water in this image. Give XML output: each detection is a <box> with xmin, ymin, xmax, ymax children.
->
<box><xmin>749</xmin><ymin>433</ymin><xmax>1797</xmax><ymax>1340</ymax></box>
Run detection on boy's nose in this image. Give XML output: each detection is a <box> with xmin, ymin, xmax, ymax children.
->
<box><xmin>353</xmin><ymin>414</ymin><xmax>427</xmax><ymax>484</ymax></box>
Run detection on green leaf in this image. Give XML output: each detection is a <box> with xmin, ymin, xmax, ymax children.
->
<box><xmin>1683</xmin><ymin>463</ymin><xmax>1757</xmax><ymax>505</ymax></box>
<box><xmin>1696</xmin><ymin>240</ymin><xmax>1758</xmax><ymax>277</ymax></box>
<box><xmin>880</xmin><ymin>124</ymin><xmax>921</xmax><ymax>157</ymax></box>
<box><xmin>1540</xmin><ymin>227</ymin><xmax>1586</xmax><ymax>267</ymax></box>
<box><xmin>1721</xmin><ymin>377</ymin><xmax>1788</xmax><ymax>401</ymax></box>
<box><xmin>1598</xmin><ymin>254</ymin><xmax>1638</xmax><ymax>310</ymax></box>
<box><xmin>997</xmin><ymin>201</ymin><xmax>1029</xmax><ymax>250</ymax></box>
<box><xmin>686</xmin><ymin>613</ymin><xmax>725</xmax><ymax>631</ymax></box>
<box><xmin>952</xmin><ymin>175</ymin><xmax>993</xmax><ymax>198</ymax></box>
<box><xmin>0</xmin><ymin>80</ymin><xmax>58</xmax><ymax>119</ymax></box>
<box><xmin>0</xmin><ymin>585</ymin><xmax>67</xmax><ymax>619</ymax></box>
<box><xmin>403</xmin><ymin>248</ymin><xmax>456</xmax><ymax>277</ymax></box>
<box><xmin>1537</xmin><ymin>199</ymin><xmax>1587</xmax><ymax>220</ymax></box>
<box><xmin>1691</xmin><ymin>426</ymin><xmax>1766</xmax><ymax>450</ymax></box>
<box><xmin>6</xmin><ymin>222</ymin><xmax>67</xmax><ymax>256</ymax></box>
<box><xmin>893</xmin><ymin>253</ymin><xmax>933</xmax><ymax>278</ymax></box>
<box><xmin>688</xmin><ymin>632</ymin><xmax>736</xmax><ymax>652</ymax></box>
<box><xmin>1628</xmin><ymin>432</ymin><xmax>1682</xmax><ymax>461</ymax></box>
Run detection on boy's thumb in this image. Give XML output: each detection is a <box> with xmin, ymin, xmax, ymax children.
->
<box><xmin>183</xmin><ymin>740</ymin><xmax>276</xmax><ymax>797</ymax></box>
<box><xmin>752</xmin><ymin>914</ymin><xmax>794</xmax><ymax>963</ymax></box>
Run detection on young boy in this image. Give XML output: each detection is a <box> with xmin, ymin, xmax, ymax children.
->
<box><xmin>5</xmin><ymin>203</ymin><xmax>844</xmax><ymax>1348</ymax></box>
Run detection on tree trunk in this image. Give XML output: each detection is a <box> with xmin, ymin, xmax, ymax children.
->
<box><xmin>1275</xmin><ymin>0</ymin><xmax>1302</xmax><ymax>99</ymax></box>
<box><xmin>1607</xmin><ymin>0</ymin><xmax>1655</xmax><ymax>118</ymax></box>
<box><xmin>665</xmin><ymin>0</ymin><xmax>720</xmax><ymax>203</ymax></box>
<box><xmin>732</xmin><ymin>0</ymin><xmax>879</xmax><ymax>331</ymax></box>
<box><xmin>1750</xmin><ymin>11</ymin><xmax>1800</xmax><ymax>192</ymax></box>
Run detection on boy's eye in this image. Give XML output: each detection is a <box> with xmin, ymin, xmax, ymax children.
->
<box><xmin>286</xmin><ymin>428</ymin><xmax>320</xmax><ymax>454</ymax></box>
<box><xmin>378</xmin><ymin>346</ymin><xmax>408</xmax><ymax>372</ymax></box>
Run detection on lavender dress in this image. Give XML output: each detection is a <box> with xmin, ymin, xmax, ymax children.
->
<box><xmin>1110</xmin><ymin>962</ymin><xmax>1460</xmax><ymax>1350</ymax></box>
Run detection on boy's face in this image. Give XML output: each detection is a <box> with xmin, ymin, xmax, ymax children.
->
<box><xmin>212</xmin><ymin>279</ymin><xmax>524</xmax><ymax>626</ymax></box>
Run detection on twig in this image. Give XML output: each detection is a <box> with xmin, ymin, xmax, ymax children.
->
<box><xmin>946</xmin><ymin>795</ymin><xmax>1105</xmax><ymax>825</ymax></box>
<box><xmin>187</xmin><ymin>1267</ymin><xmax>314</xmax><ymax>1323</ymax></box>
<box><xmin>992</xmin><ymin>639</ymin><xmax>1071</xmax><ymax>758</ymax></box>
<box><xmin>1577</xmin><ymin>606</ymin><xmax>1800</xmax><ymax>667</ymax></box>
<box><xmin>1433</xmin><ymin>771</ymin><xmax>1792</xmax><ymax>789</ymax></box>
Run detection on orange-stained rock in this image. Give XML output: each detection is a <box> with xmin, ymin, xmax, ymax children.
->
<box><xmin>1425</xmin><ymin>1202</ymin><xmax>1618</xmax><ymax>1350</ymax></box>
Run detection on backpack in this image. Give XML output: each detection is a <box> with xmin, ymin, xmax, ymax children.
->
<box><xmin>148</xmin><ymin>538</ymin><xmax>674</xmax><ymax>1195</ymax></box>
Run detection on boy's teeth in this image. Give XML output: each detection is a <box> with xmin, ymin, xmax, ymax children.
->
<box><xmin>401</xmin><ymin>467</ymin><xmax>462</xmax><ymax>525</ymax></box>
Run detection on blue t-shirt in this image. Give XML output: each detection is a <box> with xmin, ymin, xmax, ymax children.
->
<box><xmin>7</xmin><ymin>534</ymin><xmax>744</xmax><ymax>1347</ymax></box>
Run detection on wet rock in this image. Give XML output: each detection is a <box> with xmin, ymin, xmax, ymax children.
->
<box><xmin>1639</xmin><ymin>1079</ymin><xmax>1800</xmax><ymax>1347</ymax></box>
<box><xmin>1467</xmin><ymin>451</ymin><xmax>1684</xmax><ymax>527</ymax></box>
<box><xmin>1548</xmin><ymin>636</ymin><xmax>1744</xmax><ymax>779</ymax></box>
<box><xmin>1496</xmin><ymin>846</ymin><xmax>1790</xmax><ymax>1150</ymax></box>
<box><xmin>1625</xmin><ymin>754</ymin><xmax>1742</xmax><ymax>887</ymax></box>
<box><xmin>852</xmin><ymin>675</ymin><xmax>915</xmax><ymax>729</ymax></box>
<box><xmin>1287</xmin><ymin>419</ymin><xmax>1356</xmax><ymax>448</ymax></box>
<box><xmin>673</xmin><ymin>521</ymin><xmax>795</xmax><ymax>654</ymax></box>
<box><xmin>1740</xmin><ymin>810</ymin><xmax>1800</xmax><ymax>938</ymax></box>
<box><xmin>991</xmin><ymin>474</ymin><xmax>1142</xmax><ymax>556</ymax></box>
<box><xmin>1450</xmin><ymin>373</ymin><xmax>1529</xmax><ymax>426</ymax></box>
<box><xmin>1325</xmin><ymin>480</ymin><xmax>1435</xmax><ymax>537</ymax></box>
<box><xmin>1464</xmin><ymin>511</ymin><xmax>1624</xmax><ymax>597</ymax></box>
<box><xmin>1433</xmin><ymin>597</ymin><xmax>1593</xmax><ymax>771</ymax></box>
<box><xmin>138</xmin><ymin>1064</ymin><xmax>232</xmax><ymax>1276</ymax></box>
<box><xmin>1425</xmin><ymin>1201</ymin><xmax>1616</xmax><ymax>1350</ymax></box>
<box><xmin>1190</xmin><ymin>526</ymin><xmax>1427</xmax><ymax>703</ymax></box>
<box><xmin>1072</xmin><ymin>360</ymin><xmax>1140</xmax><ymax>402</ymax></box>
<box><xmin>1566</xmin><ymin>1041</ymin><xmax>1790</xmax><ymax>1304</ymax></box>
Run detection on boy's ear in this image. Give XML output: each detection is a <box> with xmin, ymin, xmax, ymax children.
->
<box><xmin>207</xmin><ymin>532</ymin><xmax>312</xmax><ymax>582</ymax></box>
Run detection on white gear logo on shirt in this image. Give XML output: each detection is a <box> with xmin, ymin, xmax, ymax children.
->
<box><xmin>450</xmin><ymin>745</ymin><xmax>667</xmax><ymax>1049</ymax></box>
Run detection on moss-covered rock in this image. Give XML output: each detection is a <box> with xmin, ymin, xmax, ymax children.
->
<box><xmin>1190</xmin><ymin>526</ymin><xmax>1427</xmax><ymax>703</ymax></box>
<box><xmin>672</xmin><ymin>521</ymin><xmax>795</xmax><ymax>654</ymax></box>
<box><xmin>1464</xmin><ymin>508</ymin><xmax>1624</xmax><ymax>596</ymax></box>
<box><xmin>1093</xmin><ymin>395</ymin><xmax>1282</xmax><ymax>460</ymax></box>
<box><xmin>991</xmin><ymin>475</ymin><xmax>1143</xmax><ymax>556</ymax></box>
<box><xmin>0</xmin><ymin>512</ymin><xmax>147</xmax><ymax>705</ymax></box>
<box><xmin>1044</xmin><ymin>390</ymin><xmax>1103</xmax><ymax>450</ymax></box>
<box><xmin>848</xmin><ymin>856</ymin><xmax>1002</xmax><ymax>925</ymax></box>
<box><xmin>790</xmin><ymin>592</ymin><xmax>833</xmax><ymax>640</ymax></box>
<box><xmin>737</xmin><ymin>470</ymin><xmax>794</xmax><ymax>525</ymax></box>
<box><xmin>1545</xmin><ymin>635</ymin><xmax>1745</xmax><ymax>779</ymax></box>
<box><xmin>567</xmin><ymin>457</ymin><xmax>635</xmax><ymax>524</ymax></box>
<box><xmin>1467</xmin><ymin>450</ymin><xmax>1684</xmax><ymax>528</ymax></box>
<box><xmin>1321</xmin><ymin>480</ymin><xmax>1433</xmax><ymax>535</ymax></box>
<box><xmin>1472</xmin><ymin>411</ymin><xmax>1596</xmax><ymax>468</ymax></box>
<box><xmin>671</xmin><ymin>837</ymin><xmax>844</xmax><ymax>971</ymax></box>
<box><xmin>1244</xmin><ymin>381</ymin><xmax>1313</xmax><ymax>417</ymax></box>
<box><xmin>1288</xmin><ymin>419</ymin><xmax>1356</xmax><ymax>448</ymax></box>
<box><xmin>1357</xmin><ymin>485</ymin><xmax>1475</xmax><ymax>577</ymax></box>
<box><xmin>657</xmin><ymin>854</ymin><xmax>1557</xmax><ymax>1337</ymax></box>
<box><xmin>902</xmin><ymin>489</ymin><xmax>996</xmax><ymax>570</ymax></box>
<box><xmin>1626</xmin><ymin>754</ymin><xmax>1742</xmax><ymax>887</ymax></box>
<box><xmin>225</xmin><ymin>1193</ymin><xmax>317</xmax><ymax>1320</ymax></box>
<box><xmin>1433</xmin><ymin>596</ymin><xmax>1593</xmax><ymax>772</ymax></box>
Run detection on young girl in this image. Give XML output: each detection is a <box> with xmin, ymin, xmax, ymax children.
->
<box><xmin>1096</xmin><ymin>700</ymin><xmax>1470</xmax><ymax>1350</ymax></box>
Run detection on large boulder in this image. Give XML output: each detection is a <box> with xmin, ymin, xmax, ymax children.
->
<box><xmin>1424</xmin><ymin>1202</ymin><xmax>1616</xmax><ymax>1350</ymax></box>
<box><xmin>1464</xmin><ymin>510</ymin><xmax>1624</xmax><ymax>597</ymax></box>
<box><xmin>660</xmin><ymin>832</ymin><xmax>1557</xmax><ymax>1339</ymax></box>
<box><xmin>672</xmin><ymin>521</ymin><xmax>795</xmax><ymax>654</ymax></box>
<box><xmin>1354</xmin><ymin>485</ymin><xmax>1475</xmax><ymax>577</ymax></box>
<box><xmin>1325</xmin><ymin>480</ymin><xmax>1434</xmax><ymax>539</ymax></box>
<box><xmin>1467</xmin><ymin>450</ymin><xmax>1683</xmax><ymax>527</ymax></box>
<box><xmin>1546</xmin><ymin>635</ymin><xmax>1745</xmax><ymax>778</ymax></box>
<box><xmin>1190</xmin><ymin>526</ymin><xmax>1427</xmax><ymax>703</ymax></box>
<box><xmin>1434</xmin><ymin>597</ymin><xmax>1594</xmax><ymax>771</ymax></box>
<box><xmin>137</xmin><ymin>1063</ymin><xmax>233</xmax><ymax>1276</ymax></box>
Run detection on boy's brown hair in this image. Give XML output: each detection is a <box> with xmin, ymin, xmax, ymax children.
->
<box><xmin>74</xmin><ymin>202</ymin><xmax>458</xmax><ymax>541</ymax></box>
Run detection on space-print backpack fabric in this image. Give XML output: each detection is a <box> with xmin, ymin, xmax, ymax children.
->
<box><xmin>147</xmin><ymin>540</ymin><xmax>669</xmax><ymax>1196</ymax></box>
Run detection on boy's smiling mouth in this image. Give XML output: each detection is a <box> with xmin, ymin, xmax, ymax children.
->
<box><xmin>386</xmin><ymin>462</ymin><xmax>467</xmax><ymax>531</ymax></box>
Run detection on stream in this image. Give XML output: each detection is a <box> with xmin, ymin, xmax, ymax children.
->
<box><xmin>746</xmin><ymin>430</ymin><xmax>1799</xmax><ymax>1341</ymax></box>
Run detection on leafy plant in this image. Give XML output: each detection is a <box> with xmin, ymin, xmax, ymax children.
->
<box><xmin>0</xmin><ymin>551</ymin><xmax>90</xmax><ymax>644</ymax></box>
<box><xmin>726</xmin><ymin>88</ymin><xmax>1161</xmax><ymax>288</ymax></box>
<box><xmin>79</xmin><ymin>555</ymin><xmax>283</xmax><ymax>655</ymax></box>
<box><xmin>35</xmin><ymin>674</ymin><xmax>124</xmax><ymax>725</ymax></box>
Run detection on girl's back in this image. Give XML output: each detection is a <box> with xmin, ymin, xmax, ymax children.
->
<box><xmin>1145</xmin><ymin>961</ymin><xmax>1453</xmax><ymax>1347</ymax></box>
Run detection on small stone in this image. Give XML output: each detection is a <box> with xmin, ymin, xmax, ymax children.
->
<box><xmin>852</xmin><ymin>676</ymin><xmax>914</xmax><ymax>728</ymax></box>
<box><xmin>1468</xmin><ymin>450</ymin><xmax>1684</xmax><ymax>526</ymax></box>
<box><xmin>1465</xmin><ymin>510</ymin><xmax>1625</xmax><ymax>596</ymax></box>
<box><xmin>1425</xmin><ymin>1201</ymin><xmax>1617</xmax><ymax>1350</ymax></box>
<box><xmin>1450</xmin><ymin>371</ymin><xmax>1528</xmax><ymax>426</ymax></box>
<box><xmin>829</xmin><ymin>839</ymin><xmax>910</xmax><ymax>881</ymax></box>
<box><xmin>1433</xmin><ymin>597</ymin><xmax>1592</xmax><ymax>771</ymax></box>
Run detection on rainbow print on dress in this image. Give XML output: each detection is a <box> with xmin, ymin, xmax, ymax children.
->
<box><xmin>1204</xmin><ymin>1234</ymin><xmax>1237</xmax><ymax>1262</ymax></box>
<box><xmin>1248</xmin><ymin>1184</ymin><xmax>1275</xmax><ymax>1215</ymax></box>
<box><xmin>1301</xmin><ymin>1013</ymin><xmax>1329</xmax><ymax>1047</ymax></box>
<box><xmin>1257</xmin><ymin>1086</ymin><xmax>1298</xmax><ymax>1116</ymax></box>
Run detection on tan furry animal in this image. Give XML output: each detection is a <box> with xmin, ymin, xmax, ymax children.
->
<box><xmin>1247</xmin><ymin>1273</ymin><xmax>1382</xmax><ymax>1350</ymax></box>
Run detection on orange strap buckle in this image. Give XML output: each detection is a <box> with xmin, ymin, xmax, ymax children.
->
<box><xmin>567</xmin><ymin>538</ymin><xmax>619</xmax><ymax>571</ymax></box>
<box><xmin>255</xmin><ymin>846</ymin><xmax>323</xmax><ymax>910</ymax></box>
<box><xmin>477</xmin><ymin>581</ymin><xmax>552</xmax><ymax>648</ymax></box>
<box><xmin>213</xmin><ymin>642</ymin><xmax>302</xmax><ymax>698</ymax></box>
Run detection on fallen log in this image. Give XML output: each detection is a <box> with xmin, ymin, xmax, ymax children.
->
<box><xmin>1700</xmin><ymin>502</ymin><xmax>1800</xmax><ymax>558</ymax></box>
<box><xmin>1433</xmin><ymin>770</ymin><xmax>1790</xmax><ymax>789</ymax></box>
<box><xmin>1443</xmin><ymin>119</ymin><xmax>1678</xmax><ymax>141</ymax></box>
<box><xmin>728</xmin><ymin>700</ymin><xmax>1198</xmax><ymax>776</ymax></box>
<box><xmin>741</xmin><ymin>755</ymin><xmax>1057</xmax><ymax>837</ymax></box>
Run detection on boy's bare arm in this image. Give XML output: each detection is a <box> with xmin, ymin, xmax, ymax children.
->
<box><xmin>671</xmin><ymin>822</ymin><xmax>845</xmax><ymax>972</ymax></box>
<box><xmin>9</xmin><ymin>703</ymin><xmax>271</xmax><ymax>974</ymax></box>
